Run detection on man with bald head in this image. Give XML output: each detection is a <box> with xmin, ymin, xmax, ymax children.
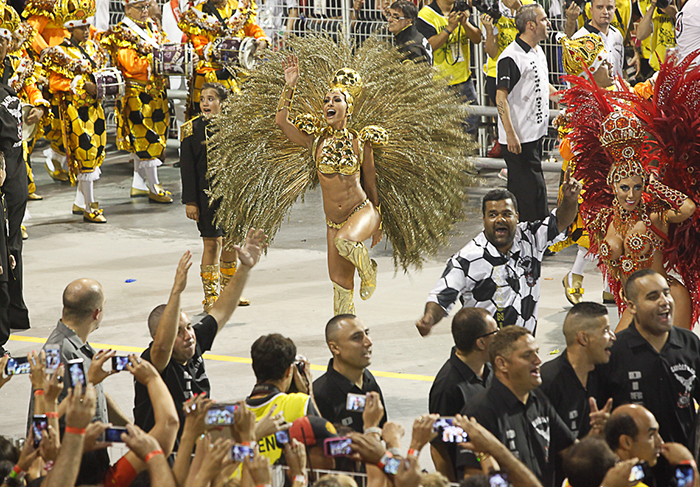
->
<box><xmin>313</xmin><ymin>314</ymin><xmax>387</xmax><ymax>432</ymax></box>
<box><xmin>134</xmin><ymin>229</ymin><xmax>266</xmax><ymax>446</ymax></box>
<box><xmin>599</xmin><ymin>268</ymin><xmax>700</xmax><ymax>450</ymax></box>
<box><xmin>541</xmin><ymin>302</ymin><xmax>615</xmax><ymax>438</ymax></box>
<box><xmin>604</xmin><ymin>404</ymin><xmax>700</xmax><ymax>487</ymax></box>
<box><xmin>39</xmin><ymin>278</ymin><xmax>129</xmax><ymax>425</ymax></box>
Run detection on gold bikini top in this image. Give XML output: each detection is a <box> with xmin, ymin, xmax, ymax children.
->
<box><xmin>314</xmin><ymin>127</ymin><xmax>361</xmax><ymax>176</ymax></box>
<box><xmin>292</xmin><ymin>114</ymin><xmax>389</xmax><ymax>176</ymax></box>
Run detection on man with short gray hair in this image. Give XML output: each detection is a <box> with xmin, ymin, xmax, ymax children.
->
<box><xmin>496</xmin><ymin>3</ymin><xmax>555</xmax><ymax>223</ymax></box>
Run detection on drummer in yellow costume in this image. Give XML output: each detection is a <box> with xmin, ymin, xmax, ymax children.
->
<box><xmin>41</xmin><ymin>0</ymin><xmax>109</xmax><ymax>222</ymax></box>
<box><xmin>3</xmin><ymin>9</ymin><xmax>50</xmax><ymax>201</ymax></box>
<box><xmin>23</xmin><ymin>0</ymin><xmax>75</xmax><ymax>183</ymax></box>
<box><xmin>178</xmin><ymin>0</ymin><xmax>269</xmax><ymax>115</ymax></box>
<box><xmin>554</xmin><ymin>34</ymin><xmax>620</xmax><ymax>304</ymax></box>
<box><xmin>99</xmin><ymin>0</ymin><xmax>173</xmax><ymax>203</ymax></box>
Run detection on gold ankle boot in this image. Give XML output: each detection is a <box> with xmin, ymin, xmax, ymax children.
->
<box><xmin>333</xmin><ymin>282</ymin><xmax>355</xmax><ymax>315</ymax></box>
<box><xmin>334</xmin><ymin>237</ymin><xmax>377</xmax><ymax>300</ymax></box>
<box><xmin>220</xmin><ymin>261</ymin><xmax>251</xmax><ymax>306</ymax></box>
<box><xmin>200</xmin><ymin>264</ymin><xmax>220</xmax><ymax>312</ymax></box>
<box><xmin>562</xmin><ymin>272</ymin><xmax>584</xmax><ymax>305</ymax></box>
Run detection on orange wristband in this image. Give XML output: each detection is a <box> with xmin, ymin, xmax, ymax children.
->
<box><xmin>46</xmin><ymin>412</ymin><xmax>59</xmax><ymax>419</ymax></box>
<box><xmin>34</xmin><ymin>389</ymin><xmax>45</xmax><ymax>396</ymax></box>
<box><xmin>407</xmin><ymin>448</ymin><xmax>418</xmax><ymax>458</ymax></box>
<box><xmin>65</xmin><ymin>426</ymin><xmax>86</xmax><ymax>435</ymax></box>
<box><xmin>145</xmin><ymin>449</ymin><xmax>164</xmax><ymax>463</ymax></box>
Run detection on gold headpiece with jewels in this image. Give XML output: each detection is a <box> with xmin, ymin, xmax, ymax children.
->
<box><xmin>600</xmin><ymin>110</ymin><xmax>648</xmax><ymax>187</ymax></box>
<box><xmin>62</xmin><ymin>0</ymin><xmax>95</xmax><ymax>28</ymax></box>
<box><xmin>329</xmin><ymin>68</ymin><xmax>362</xmax><ymax>116</ymax></box>
<box><xmin>560</xmin><ymin>34</ymin><xmax>608</xmax><ymax>77</ymax></box>
<box><xmin>0</xmin><ymin>2</ymin><xmax>20</xmax><ymax>41</ymax></box>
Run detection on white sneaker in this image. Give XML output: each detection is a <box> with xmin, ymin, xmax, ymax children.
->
<box><xmin>498</xmin><ymin>168</ymin><xmax>508</xmax><ymax>181</ymax></box>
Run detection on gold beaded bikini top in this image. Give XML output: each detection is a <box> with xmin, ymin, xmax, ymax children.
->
<box><xmin>594</xmin><ymin>202</ymin><xmax>668</xmax><ymax>278</ymax></box>
<box><xmin>313</xmin><ymin>127</ymin><xmax>361</xmax><ymax>176</ymax></box>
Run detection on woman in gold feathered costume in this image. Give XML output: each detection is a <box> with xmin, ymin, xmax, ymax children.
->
<box><xmin>206</xmin><ymin>35</ymin><xmax>476</xmax><ymax>315</ymax></box>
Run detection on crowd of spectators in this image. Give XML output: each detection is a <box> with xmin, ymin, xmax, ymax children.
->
<box><xmin>1</xmin><ymin>189</ymin><xmax>700</xmax><ymax>487</ymax></box>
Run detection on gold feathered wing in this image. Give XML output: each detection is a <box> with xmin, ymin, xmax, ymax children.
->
<box><xmin>207</xmin><ymin>34</ymin><xmax>477</xmax><ymax>271</ymax></box>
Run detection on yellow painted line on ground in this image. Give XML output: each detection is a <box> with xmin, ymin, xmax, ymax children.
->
<box><xmin>9</xmin><ymin>335</ymin><xmax>435</xmax><ymax>382</ymax></box>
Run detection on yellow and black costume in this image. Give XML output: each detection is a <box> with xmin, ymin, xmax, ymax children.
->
<box><xmin>3</xmin><ymin>10</ymin><xmax>50</xmax><ymax>200</ymax></box>
<box><xmin>178</xmin><ymin>0</ymin><xmax>269</xmax><ymax>115</ymax></box>
<box><xmin>41</xmin><ymin>0</ymin><xmax>108</xmax><ymax>222</ymax></box>
<box><xmin>206</xmin><ymin>34</ymin><xmax>476</xmax><ymax>313</ymax></box>
<box><xmin>99</xmin><ymin>5</ymin><xmax>173</xmax><ymax>203</ymax></box>
<box><xmin>23</xmin><ymin>0</ymin><xmax>73</xmax><ymax>183</ymax></box>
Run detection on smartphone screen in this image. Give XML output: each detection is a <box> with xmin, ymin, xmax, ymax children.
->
<box><xmin>111</xmin><ymin>356</ymin><xmax>130</xmax><ymax>372</ymax></box>
<box><xmin>229</xmin><ymin>444</ymin><xmax>254</xmax><ymax>462</ymax></box>
<box><xmin>383</xmin><ymin>456</ymin><xmax>401</xmax><ymax>475</ymax></box>
<box><xmin>45</xmin><ymin>347</ymin><xmax>61</xmax><ymax>372</ymax></box>
<box><xmin>433</xmin><ymin>417</ymin><xmax>468</xmax><ymax>443</ymax></box>
<box><xmin>67</xmin><ymin>359</ymin><xmax>86</xmax><ymax>390</ymax></box>
<box><xmin>346</xmin><ymin>393</ymin><xmax>366</xmax><ymax>411</ymax></box>
<box><xmin>489</xmin><ymin>472</ymin><xmax>509</xmax><ymax>487</ymax></box>
<box><xmin>629</xmin><ymin>463</ymin><xmax>645</xmax><ymax>482</ymax></box>
<box><xmin>5</xmin><ymin>356</ymin><xmax>31</xmax><ymax>376</ymax></box>
<box><xmin>205</xmin><ymin>403</ymin><xmax>238</xmax><ymax>426</ymax></box>
<box><xmin>104</xmin><ymin>427</ymin><xmax>127</xmax><ymax>442</ymax></box>
<box><xmin>324</xmin><ymin>437</ymin><xmax>352</xmax><ymax>457</ymax></box>
<box><xmin>275</xmin><ymin>430</ymin><xmax>289</xmax><ymax>445</ymax></box>
<box><xmin>32</xmin><ymin>415</ymin><xmax>48</xmax><ymax>448</ymax></box>
<box><xmin>675</xmin><ymin>465</ymin><xmax>694</xmax><ymax>487</ymax></box>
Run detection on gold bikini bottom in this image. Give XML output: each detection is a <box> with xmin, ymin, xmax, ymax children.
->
<box><xmin>325</xmin><ymin>199</ymin><xmax>369</xmax><ymax>229</ymax></box>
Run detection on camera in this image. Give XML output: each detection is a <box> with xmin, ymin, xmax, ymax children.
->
<box><xmin>472</xmin><ymin>0</ymin><xmax>501</xmax><ymax>21</ymax></box>
<box><xmin>453</xmin><ymin>0</ymin><xmax>470</xmax><ymax>12</ymax></box>
<box><xmin>655</xmin><ymin>0</ymin><xmax>670</xmax><ymax>9</ymax></box>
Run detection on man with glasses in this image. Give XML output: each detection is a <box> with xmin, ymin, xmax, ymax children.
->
<box><xmin>429</xmin><ymin>307</ymin><xmax>497</xmax><ymax>480</ymax></box>
<box><xmin>100</xmin><ymin>0</ymin><xmax>174</xmax><ymax>203</ymax></box>
<box><xmin>417</xmin><ymin>184</ymin><xmax>580</xmax><ymax>336</ymax></box>
<box><xmin>387</xmin><ymin>0</ymin><xmax>432</xmax><ymax>64</ymax></box>
<box><xmin>541</xmin><ymin>302</ymin><xmax>615</xmax><ymax>439</ymax></box>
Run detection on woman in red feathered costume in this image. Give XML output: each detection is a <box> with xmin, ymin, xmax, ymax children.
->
<box><xmin>563</xmin><ymin>50</ymin><xmax>700</xmax><ymax>331</ymax></box>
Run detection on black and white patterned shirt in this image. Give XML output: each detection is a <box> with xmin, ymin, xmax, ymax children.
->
<box><xmin>426</xmin><ymin>210</ymin><xmax>565</xmax><ymax>333</ymax></box>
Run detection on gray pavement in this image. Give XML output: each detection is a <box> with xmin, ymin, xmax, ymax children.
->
<box><xmin>1</xmin><ymin>143</ymin><xmax>616</xmax><ymax>469</ymax></box>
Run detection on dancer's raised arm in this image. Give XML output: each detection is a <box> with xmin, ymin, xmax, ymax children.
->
<box><xmin>275</xmin><ymin>55</ymin><xmax>314</xmax><ymax>148</ymax></box>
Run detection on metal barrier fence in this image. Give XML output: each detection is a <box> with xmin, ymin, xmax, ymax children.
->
<box><xmin>105</xmin><ymin>0</ymin><xmax>572</xmax><ymax>158</ymax></box>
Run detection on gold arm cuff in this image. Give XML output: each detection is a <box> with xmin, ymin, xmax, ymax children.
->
<box><xmin>276</xmin><ymin>85</ymin><xmax>296</xmax><ymax>112</ymax></box>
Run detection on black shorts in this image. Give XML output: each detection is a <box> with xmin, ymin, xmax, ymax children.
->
<box><xmin>485</xmin><ymin>76</ymin><xmax>497</xmax><ymax>106</ymax></box>
<box><xmin>195</xmin><ymin>198</ymin><xmax>224</xmax><ymax>239</ymax></box>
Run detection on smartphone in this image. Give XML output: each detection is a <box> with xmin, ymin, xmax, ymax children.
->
<box><xmin>104</xmin><ymin>426</ymin><xmax>127</xmax><ymax>443</ymax></box>
<box><xmin>346</xmin><ymin>393</ymin><xmax>366</xmax><ymax>412</ymax></box>
<box><xmin>229</xmin><ymin>444</ymin><xmax>255</xmax><ymax>462</ymax></box>
<box><xmin>433</xmin><ymin>417</ymin><xmax>468</xmax><ymax>443</ymax></box>
<box><xmin>67</xmin><ymin>358</ymin><xmax>86</xmax><ymax>390</ymax></box>
<box><xmin>45</xmin><ymin>346</ymin><xmax>61</xmax><ymax>372</ymax></box>
<box><xmin>32</xmin><ymin>415</ymin><xmax>48</xmax><ymax>449</ymax></box>
<box><xmin>111</xmin><ymin>356</ymin><xmax>130</xmax><ymax>372</ymax></box>
<box><xmin>675</xmin><ymin>465</ymin><xmax>694</xmax><ymax>487</ymax></box>
<box><xmin>275</xmin><ymin>430</ymin><xmax>289</xmax><ymax>445</ymax></box>
<box><xmin>324</xmin><ymin>437</ymin><xmax>352</xmax><ymax>457</ymax></box>
<box><xmin>629</xmin><ymin>463</ymin><xmax>645</xmax><ymax>482</ymax></box>
<box><xmin>205</xmin><ymin>403</ymin><xmax>238</xmax><ymax>426</ymax></box>
<box><xmin>383</xmin><ymin>455</ymin><xmax>401</xmax><ymax>475</ymax></box>
<box><xmin>5</xmin><ymin>356</ymin><xmax>31</xmax><ymax>376</ymax></box>
<box><xmin>489</xmin><ymin>472</ymin><xmax>509</xmax><ymax>487</ymax></box>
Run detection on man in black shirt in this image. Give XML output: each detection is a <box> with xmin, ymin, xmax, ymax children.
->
<box><xmin>313</xmin><ymin>314</ymin><xmax>387</xmax><ymax>433</ymax></box>
<box><xmin>540</xmin><ymin>302</ymin><xmax>615</xmax><ymax>439</ymax></box>
<box><xmin>133</xmin><ymin>228</ymin><xmax>266</xmax><ymax>446</ymax></box>
<box><xmin>429</xmin><ymin>307</ymin><xmax>496</xmax><ymax>480</ymax></box>
<box><xmin>387</xmin><ymin>1</ymin><xmax>433</xmax><ymax>64</ymax></box>
<box><xmin>598</xmin><ymin>269</ymin><xmax>700</xmax><ymax>450</ymax></box>
<box><xmin>465</xmin><ymin>326</ymin><xmax>577</xmax><ymax>487</ymax></box>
